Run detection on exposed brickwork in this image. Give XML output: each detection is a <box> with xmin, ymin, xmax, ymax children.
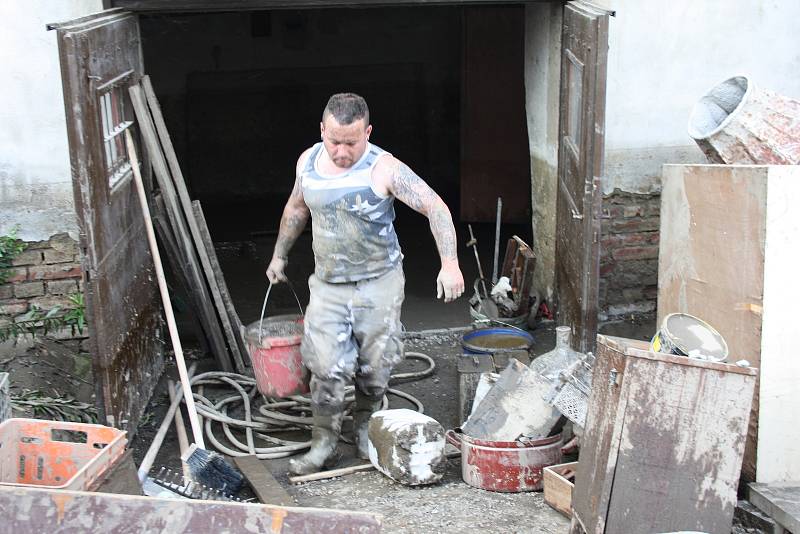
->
<box><xmin>0</xmin><ymin>233</ymin><xmax>86</xmax><ymax>339</ymax></box>
<box><xmin>600</xmin><ymin>189</ymin><xmax>661</xmax><ymax>321</ymax></box>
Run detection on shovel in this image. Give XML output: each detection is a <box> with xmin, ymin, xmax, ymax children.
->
<box><xmin>466</xmin><ymin>224</ymin><xmax>499</xmax><ymax>319</ymax></box>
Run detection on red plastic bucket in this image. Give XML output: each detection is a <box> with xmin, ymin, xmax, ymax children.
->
<box><xmin>446</xmin><ymin>428</ymin><xmax>563</xmax><ymax>492</ymax></box>
<box><xmin>245</xmin><ymin>282</ymin><xmax>310</xmax><ymax>398</ymax></box>
<box><xmin>245</xmin><ymin>314</ymin><xmax>309</xmax><ymax>398</ymax></box>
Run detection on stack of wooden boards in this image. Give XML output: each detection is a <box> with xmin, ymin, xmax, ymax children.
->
<box><xmin>128</xmin><ymin>76</ymin><xmax>247</xmax><ymax>374</ymax></box>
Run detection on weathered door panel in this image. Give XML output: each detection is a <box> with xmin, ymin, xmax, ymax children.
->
<box><xmin>571</xmin><ymin>335</ymin><xmax>638</xmax><ymax>533</ymax></box>
<box><xmin>460</xmin><ymin>5</ymin><xmax>530</xmax><ymax>223</ymax></box>
<box><xmin>555</xmin><ymin>1</ymin><xmax>609</xmax><ymax>353</ymax></box>
<box><xmin>54</xmin><ymin>9</ymin><xmax>163</xmax><ymax>432</ymax></box>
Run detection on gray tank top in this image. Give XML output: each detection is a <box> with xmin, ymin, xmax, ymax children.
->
<box><xmin>301</xmin><ymin>142</ymin><xmax>403</xmax><ymax>283</ymax></box>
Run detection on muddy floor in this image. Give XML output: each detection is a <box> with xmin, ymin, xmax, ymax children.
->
<box><xmin>130</xmin><ymin>317</ymin><xmax>659</xmax><ymax>533</ymax></box>
<box><xmin>131</xmin><ymin>326</ymin><xmax>574</xmax><ymax>533</ymax></box>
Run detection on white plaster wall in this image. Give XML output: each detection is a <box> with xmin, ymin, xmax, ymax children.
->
<box><xmin>594</xmin><ymin>0</ymin><xmax>800</xmax><ymax>193</ymax></box>
<box><xmin>758</xmin><ymin>165</ymin><xmax>800</xmax><ymax>483</ymax></box>
<box><xmin>524</xmin><ymin>3</ymin><xmax>562</xmax><ymax>301</ymax></box>
<box><xmin>0</xmin><ymin>0</ymin><xmax>103</xmax><ymax>241</ymax></box>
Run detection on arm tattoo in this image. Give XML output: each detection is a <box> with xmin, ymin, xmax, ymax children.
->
<box><xmin>429</xmin><ymin>203</ymin><xmax>458</xmax><ymax>261</ymax></box>
<box><xmin>275</xmin><ymin>175</ymin><xmax>309</xmax><ymax>258</ymax></box>
<box><xmin>391</xmin><ymin>162</ymin><xmax>438</xmax><ymax>213</ymax></box>
<box><xmin>391</xmin><ymin>161</ymin><xmax>457</xmax><ymax>262</ymax></box>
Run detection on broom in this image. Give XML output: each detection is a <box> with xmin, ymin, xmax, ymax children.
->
<box><xmin>126</xmin><ymin>130</ymin><xmax>244</xmax><ymax>494</ymax></box>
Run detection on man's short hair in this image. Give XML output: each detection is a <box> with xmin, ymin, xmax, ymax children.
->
<box><xmin>322</xmin><ymin>93</ymin><xmax>370</xmax><ymax>126</ymax></box>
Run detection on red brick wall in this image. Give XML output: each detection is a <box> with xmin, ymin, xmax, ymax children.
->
<box><xmin>0</xmin><ymin>233</ymin><xmax>86</xmax><ymax>340</ymax></box>
<box><xmin>599</xmin><ymin>190</ymin><xmax>660</xmax><ymax>320</ymax></box>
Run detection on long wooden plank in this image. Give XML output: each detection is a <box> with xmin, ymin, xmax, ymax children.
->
<box><xmin>192</xmin><ymin>200</ymin><xmax>250</xmax><ymax>368</ymax></box>
<box><xmin>142</xmin><ymin>76</ymin><xmax>246</xmax><ymax>373</ymax></box>
<box><xmin>153</xmin><ymin>194</ymin><xmax>211</xmax><ymax>356</ymax></box>
<box><xmin>0</xmin><ymin>484</ymin><xmax>382</xmax><ymax>533</ymax></box>
<box><xmin>129</xmin><ymin>83</ymin><xmax>232</xmax><ymax>372</ymax></box>
<box><xmin>234</xmin><ymin>455</ymin><xmax>295</xmax><ymax>506</ymax></box>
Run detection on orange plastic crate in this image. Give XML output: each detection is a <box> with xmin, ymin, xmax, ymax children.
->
<box><xmin>0</xmin><ymin>418</ymin><xmax>127</xmax><ymax>491</ymax></box>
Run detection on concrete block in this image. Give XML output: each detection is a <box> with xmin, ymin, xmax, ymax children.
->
<box><xmin>749</xmin><ymin>483</ymin><xmax>800</xmax><ymax>534</ymax></box>
<box><xmin>47</xmin><ymin>279</ymin><xmax>79</xmax><ymax>296</ymax></box>
<box><xmin>13</xmin><ymin>281</ymin><xmax>45</xmax><ymax>298</ymax></box>
<box><xmin>368</xmin><ymin>409</ymin><xmax>446</xmax><ymax>486</ymax></box>
<box><xmin>462</xmin><ymin>359</ymin><xmax>561</xmax><ymax>441</ymax></box>
<box><xmin>734</xmin><ymin>500</ymin><xmax>781</xmax><ymax>534</ymax></box>
<box><xmin>11</xmin><ymin>249</ymin><xmax>43</xmax><ymax>266</ymax></box>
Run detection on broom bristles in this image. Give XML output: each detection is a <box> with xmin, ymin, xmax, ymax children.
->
<box><xmin>182</xmin><ymin>444</ymin><xmax>245</xmax><ymax>494</ymax></box>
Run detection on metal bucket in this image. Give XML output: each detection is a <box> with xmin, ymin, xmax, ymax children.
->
<box><xmin>462</xmin><ymin>327</ymin><xmax>534</xmax><ymax>355</ymax></box>
<box><xmin>651</xmin><ymin>312</ymin><xmax>728</xmax><ymax>362</ymax></box>
<box><xmin>446</xmin><ymin>428</ymin><xmax>563</xmax><ymax>492</ymax></box>
<box><xmin>688</xmin><ymin>75</ymin><xmax>800</xmax><ymax>165</ymax></box>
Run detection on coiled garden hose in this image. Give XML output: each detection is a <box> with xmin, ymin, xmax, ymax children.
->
<box><xmin>183</xmin><ymin>351</ymin><xmax>434</xmax><ymax>459</ymax></box>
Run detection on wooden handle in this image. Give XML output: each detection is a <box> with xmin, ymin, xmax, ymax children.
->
<box><xmin>169</xmin><ymin>380</ymin><xmax>192</xmax><ymax>481</ymax></box>
<box><xmin>136</xmin><ymin>363</ymin><xmax>196</xmax><ymax>483</ymax></box>
<box><xmin>126</xmin><ymin>129</ymin><xmax>205</xmax><ymax>449</ymax></box>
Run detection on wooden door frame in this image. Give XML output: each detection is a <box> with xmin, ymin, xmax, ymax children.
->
<box><xmin>554</xmin><ymin>1</ymin><xmax>610</xmax><ymax>353</ymax></box>
<box><xmin>105</xmin><ymin>0</ymin><xmax>546</xmax><ymax>12</ymax></box>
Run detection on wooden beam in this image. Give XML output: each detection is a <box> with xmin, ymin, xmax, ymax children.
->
<box><xmin>234</xmin><ymin>455</ymin><xmax>295</xmax><ymax>506</ymax></box>
<box><xmin>129</xmin><ymin>83</ymin><xmax>233</xmax><ymax>372</ymax></box>
<box><xmin>141</xmin><ymin>76</ymin><xmax>247</xmax><ymax>373</ymax></box>
<box><xmin>110</xmin><ymin>0</ymin><xmax>532</xmax><ymax>13</ymax></box>
<box><xmin>192</xmin><ymin>201</ymin><xmax>251</xmax><ymax>367</ymax></box>
<box><xmin>153</xmin><ymin>194</ymin><xmax>212</xmax><ymax>355</ymax></box>
<box><xmin>0</xmin><ymin>485</ymin><xmax>382</xmax><ymax>533</ymax></box>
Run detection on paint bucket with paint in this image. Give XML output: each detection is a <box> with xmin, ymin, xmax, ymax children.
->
<box><xmin>445</xmin><ymin>428</ymin><xmax>563</xmax><ymax>492</ymax></box>
<box><xmin>651</xmin><ymin>313</ymin><xmax>729</xmax><ymax>362</ymax></box>
<box><xmin>462</xmin><ymin>327</ymin><xmax>534</xmax><ymax>355</ymax></box>
<box><xmin>245</xmin><ymin>283</ymin><xmax>309</xmax><ymax>398</ymax></box>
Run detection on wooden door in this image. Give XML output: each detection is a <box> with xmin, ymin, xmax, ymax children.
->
<box><xmin>555</xmin><ymin>1</ymin><xmax>609</xmax><ymax>353</ymax></box>
<box><xmin>53</xmin><ymin>9</ymin><xmax>163</xmax><ymax>432</ymax></box>
<box><xmin>460</xmin><ymin>5</ymin><xmax>530</xmax><ymax>223</ymax></box>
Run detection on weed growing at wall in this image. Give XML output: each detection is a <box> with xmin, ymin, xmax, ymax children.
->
<box><xmin>0</xmin><ymin>292</ymin><xmax>87</xmax><ymax>343</ymax></box>
<box><xmin>0</xmin><ymin>227</ymin><xmax>26</xmax><ymax>284</ymax></box>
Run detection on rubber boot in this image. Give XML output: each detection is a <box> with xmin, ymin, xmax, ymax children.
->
<box><xmin>353</xmin><ymin>392</ymin><xmax>384</xmax><ymax>460</ymax></box>
<box><xmin>289</xmin><ymin>410</ymin><xmax>343</xmax><ymax>476</ymax></box>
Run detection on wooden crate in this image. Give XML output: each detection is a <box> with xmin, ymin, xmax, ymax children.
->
<box><xmin>543</xmin><ymin>461</ymin><xmax>577</xmax><ymax>518</ymax></box>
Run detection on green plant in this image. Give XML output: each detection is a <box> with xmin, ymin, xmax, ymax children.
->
<box><xmin>0</xmin><ymin>226</ymin><xmax>26</xmax><ymax>284</ymax></box>
<box><xmin>0</xmin><ymin>292</ymin><xmax>87</xmax><ymax>343</ymax></box>
<box><xmin>11</xmin><ymin>388</ymin><xmax>97</xmax><ymax>423</ymax></box>
<box><xmin>62</xmin><ymin>292</ymin><xmax>86</xmax><ymax>335</ymax></box>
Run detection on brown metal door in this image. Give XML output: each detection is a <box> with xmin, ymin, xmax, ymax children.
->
<box><xmin>53</xmin><ymin>9</ymin><xmax>163</xmax><ymax>432</ymax></box>
<box><xmin>555</xmin><ymin>1</ymin><xmax>610</xmax><ymax>353</ymax></box>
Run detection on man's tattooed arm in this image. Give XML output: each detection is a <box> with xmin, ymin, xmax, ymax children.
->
<box><xmin>390</xmin><ymin>161</ymin><xmax>457</xmax><ymax>262</ymax></box>
<box><xmin>274</xmin><ymin>173</ymin><xmax>310</xmax><ymax>259</ymax></box>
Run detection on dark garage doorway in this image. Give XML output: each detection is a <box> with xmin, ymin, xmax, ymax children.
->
<box><xmin>139</xmin><ymin>5</ymin><xmax>531</xmax><ymax>328</ymax></box>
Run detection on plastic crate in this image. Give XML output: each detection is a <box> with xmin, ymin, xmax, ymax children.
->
<box><xmin>0</xmin><ymin>418</ymin><xmax>127</xmax><ymax>491</ymax></box>
<box><xmin>0</xmin><ymin>373</ymin><xmax>9</xmax><ymax>422</ymax></box>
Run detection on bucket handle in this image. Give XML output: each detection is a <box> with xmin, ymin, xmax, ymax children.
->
<box><xmin>258</xmin><ymin>280</ymin><xmax>305</xmax><ymax>343</ymax></box>
<box><xmin>445</xmin><ymin>429</ymin><xmax>463</xmax><ymax>448</ymax></box>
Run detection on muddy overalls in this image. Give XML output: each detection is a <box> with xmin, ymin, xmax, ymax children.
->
<box><xmin>300</xmin><ymin>141</ymin><xmax>405</xmax><ymax>417</ymax></box>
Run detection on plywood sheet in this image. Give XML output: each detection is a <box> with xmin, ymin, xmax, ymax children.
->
<box><xmin>605</xmin><ymin>350</ymin><xmax>755</xmax><ymax>533</ymax></box>
<box><xmin>658</xmin><ymin>164</ymin><xmax>767</xmax><ymax>481</ymax></box>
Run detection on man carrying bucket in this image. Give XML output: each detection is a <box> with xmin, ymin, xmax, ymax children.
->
<box><xmin>266</xmin><ymin>93</ymin><xmax>465</xmax><ymax>475</ymax></box>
